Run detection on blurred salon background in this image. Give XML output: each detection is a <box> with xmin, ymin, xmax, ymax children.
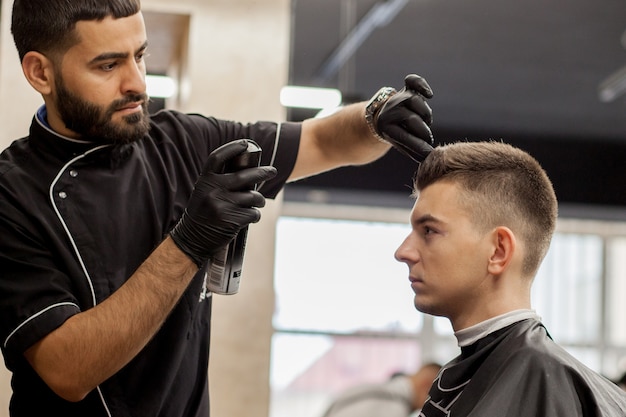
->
<box><xmin>1</xmin><ymin>1</ymin><xmax>625</xmax><ymax>416</ymax></box>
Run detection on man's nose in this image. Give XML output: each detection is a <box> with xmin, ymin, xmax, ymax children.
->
<box><xmin>394</xmin><ymin>234</ymin><xmax>416</xmax><ymax>264</ymax></box>
<box><xmin>122</xmin><ymin>61</ymin><xmax>146</xmax><ymax>95</ymax></box>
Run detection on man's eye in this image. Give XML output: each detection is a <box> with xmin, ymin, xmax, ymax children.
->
<box><xmin>423</xmin><ymin>226</ymin><xmax>436</xmax><ymax>235</ymax></box>
<box><xmin>101</xmin><ymin>62</ymin><xmax>117</xmax><ymax>71</ymax></box>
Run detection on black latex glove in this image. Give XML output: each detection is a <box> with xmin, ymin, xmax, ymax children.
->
<box><xmin>170</xmin><ymin>139</ymin><xmax>277</xmax><ymax>267</ymax></box>
<box><xmin>375</xmin><ymin>74</ymin><xmax>434</xmax><ymax>163</ymax></box>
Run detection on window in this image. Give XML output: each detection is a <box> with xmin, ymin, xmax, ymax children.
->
<box><xmin>273</xmin><ymin>217</ymin><xmax>419</xmax><ymax>334</ymax></box>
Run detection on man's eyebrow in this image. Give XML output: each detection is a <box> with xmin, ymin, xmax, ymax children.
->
<box><xmin>88</xmin><ymin>40</ymin><xmax>148</xmax><ymax>64</ymax></box>
<box><xmin>414</xmin><ymin>213</ymin><xmax>442</xmax><ymax>226</ymax></box>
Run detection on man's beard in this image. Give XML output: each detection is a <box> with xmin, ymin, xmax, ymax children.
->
<box><xmin>55</xmin><ymin>76</ymin><xmax>151</xmax><ymax>145</ymax></box>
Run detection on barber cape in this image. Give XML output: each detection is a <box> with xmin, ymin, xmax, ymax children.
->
<box><xmin>420</xmin><ymin>317</ymin><xmax>626</xmax><ymax>416</ymax></box>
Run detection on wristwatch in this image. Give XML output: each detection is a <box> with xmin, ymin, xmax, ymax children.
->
<box><xmin>365</xmin><ymin>86</ymin><xmax>397</xmax><ymax>140</ymax></box>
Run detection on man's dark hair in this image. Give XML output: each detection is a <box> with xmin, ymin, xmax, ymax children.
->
<box><xmin>415</xmin><ymin>141</ymin><xmax>558</xmax><ymax>277</ymax></box>
<box><xmin>11</xmin><ymin>0</ymin><xmax>141</xmax><ymax>62</ymax></box>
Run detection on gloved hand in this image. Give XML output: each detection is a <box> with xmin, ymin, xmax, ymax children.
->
<box><xmin>374</xmin><ymin>74</ymin><xmax>434</xmax><ymax>163</ymax></box>
<box><xmin>170</xmin><ymin>139</ymin><xmax>277</xmax><ymax>267</ymax></box>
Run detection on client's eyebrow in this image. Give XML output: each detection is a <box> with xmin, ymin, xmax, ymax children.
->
<box><xmin>413</xmin><ymin>213</ymin><xmax>442</xmax><ymax>227</ymax></box>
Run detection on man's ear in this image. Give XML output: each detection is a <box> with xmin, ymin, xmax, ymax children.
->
<box><xmin>487</xmin><ymin>226</ymin><xmax>516</xmax><ymax>275</ymax></box>
<box><xmin>21</xmin><ymin>51</ymin><xmax>55</xmax><ymax>95</ymax></box>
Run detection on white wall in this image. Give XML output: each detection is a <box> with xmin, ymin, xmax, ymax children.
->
<box><xmin>0</xmin><ymin>0</ymin><xmax>290</xmax><ymax>416</ymax></box>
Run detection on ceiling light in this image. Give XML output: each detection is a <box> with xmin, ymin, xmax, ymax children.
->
<box><xmin>280</xmin><ymin>86</ymin><xmax>342</xmax><ymax>109</ymax></box>
<box><xmin>146</xmin><ymin>75</ymin><xmax>177</xmax><ymax>98</ymax></box>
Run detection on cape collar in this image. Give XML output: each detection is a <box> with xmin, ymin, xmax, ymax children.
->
<box><xmin>455</xmin><ymin>309</ymin><xmax>541</xmax><ymax>347</ymax></box>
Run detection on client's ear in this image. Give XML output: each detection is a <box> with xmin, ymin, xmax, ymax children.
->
<box><xmin>487</xmin><ymin>226</ymin><xmax>516</xmax><ymax>275</ymax></box>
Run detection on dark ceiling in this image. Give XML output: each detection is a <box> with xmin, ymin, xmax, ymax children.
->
<box><xmin>284</xmin><ymin>0</ymin><xmax>626</xmax><ymax>218</ymax></box>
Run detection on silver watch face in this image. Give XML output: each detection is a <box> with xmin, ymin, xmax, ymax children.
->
<box><xmin>366</xmin><ymin>87</ymin><xmax>396</xmax><ymax>120</ymax></box>
<box><xmin>365</xmin><ymin>87</ymin><xmax>397</xmax><ymax>139</ymax></box>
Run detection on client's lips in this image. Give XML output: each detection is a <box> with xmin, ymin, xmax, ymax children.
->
<box><xmin>409</xmin><ymin>275</ymin><xmax>424</xmax><ymax>291</ymax></box>
<box><xmin>409</xmin><ymin>275</ymin><xmax>420</xmax><ymax>283</ymax></box>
